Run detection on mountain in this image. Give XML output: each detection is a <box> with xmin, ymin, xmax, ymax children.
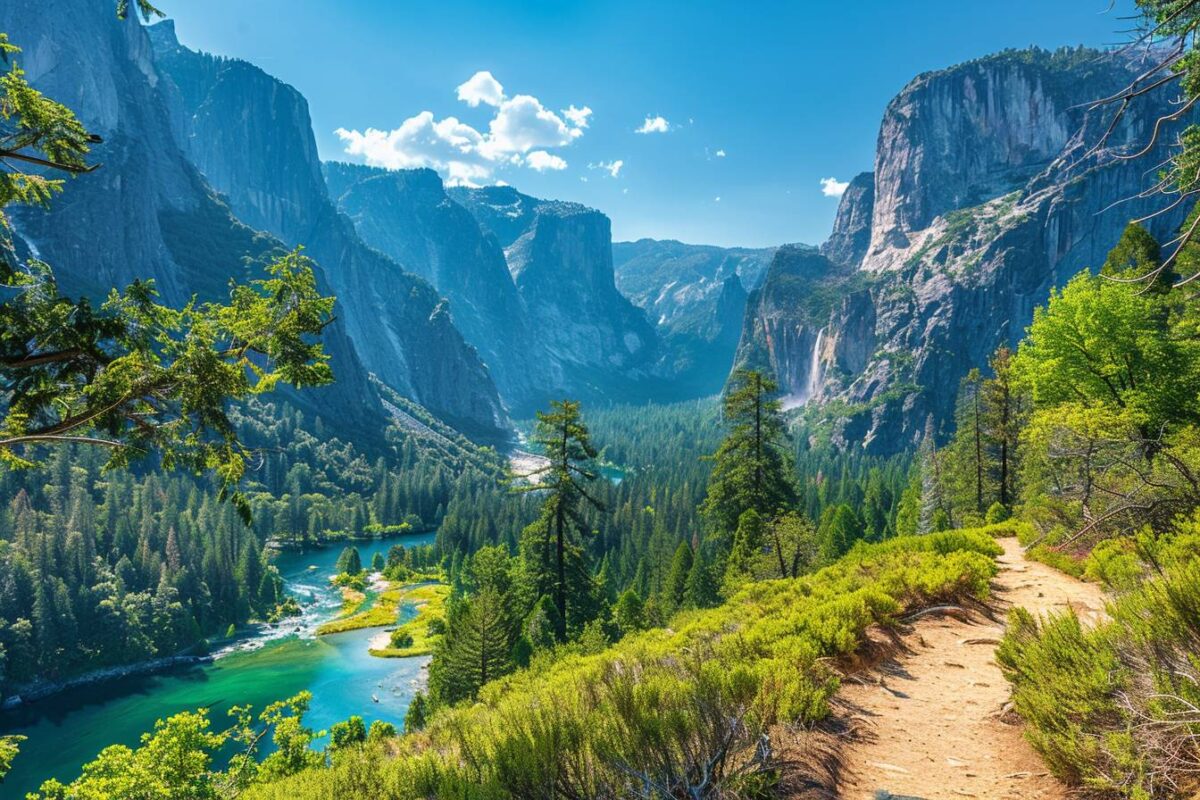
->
<box><xmin>145</xmin><ymin>21</ymin><xmax>508</xmax><ymax>440</ymax></box>
<box><xmin>612</xmin><ymin>239</ymin><xmax>775</xmax><ymax>396</ymax></box>
<box><xmin>734</xmin><ymin>47</ymin><xmax>1195</xmax><ymax>453</ymax></box>
<box><xmin>0</xmin><ymin>0</ymin><xmax>389</xmax><ymax>437</ymax></box>
<box><xmin>321</xmin><ymin>163</ymin><xmax>540</xmax><ymax>412</ymax></box>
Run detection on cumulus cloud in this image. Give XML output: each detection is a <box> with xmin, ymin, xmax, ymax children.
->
<box><xmin>715</xmin><ymin>149</ymin><xmax>726</xmax><ymax>158</ymax></box>
<box><xmin>337</xmin><ymin>73</ymin><xmax>587</xmax><ymax>185</ymax></box>
<box><xmin>636</xmin><ymin>115</ymin><xmax>670</xmax><ymax>134</ymax></box>
<box><xmin>526</xmin><ymin>151</ymin><xmax>568</xmax><ymax>171</ymax></box>
<box><xmin>589</xmin><ymin>159</ymin><xmax>623</xmax><ymax>178</ymax></box>
<box><xmin>562</xmin><ymin>105</ymin><xmax>592</xmax><ymax>129</ymax></box>
<box><xmin>820</xmin><ymin>177</ymin><xmax>849</xmax><ymax>197</ymax></box>
<box><xmin>456</xmin><ymin>71</ymin><xmax>505</xmax><ymax>107</ymax></box>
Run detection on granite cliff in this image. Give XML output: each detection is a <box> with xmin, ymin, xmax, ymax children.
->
<box><xmin>735</xmin><ymin>47</ymin><xmax>1195</xmax><ymax>453</ymax></box>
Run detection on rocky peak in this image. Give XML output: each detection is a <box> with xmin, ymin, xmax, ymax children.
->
<box><xmin>820</xmin><ymin>172</ymin><xmax>874</xmax><ymax>268</ymax></box>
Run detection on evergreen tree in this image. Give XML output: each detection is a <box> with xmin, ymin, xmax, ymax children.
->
<box><xmin>701</xmin><ymin>370</ymin><xmax>797</xmax><ymax>541</ymax></box>
<box><xmin>664</xmin><ymin>541</ymin><xmax>693</xmax><ymax>612</ymax></box>
<box><xmin>516</xmin><ymin>400</ymin><xmax>604</xmax><ymax>641</ymax></box>
<box><xmin>431</xmin><ymin>587</ymin><xmax>514</xmax><ymax>704</ymax></box>
<box><xmin>334</xmin><ymin>546</ymin><xmax>363</xmax><ymax>576</ymax></box>
<box><xmin>684</xmin><ymin>547</ymin><xmax>720</xmax><ymax>609</ymax></box>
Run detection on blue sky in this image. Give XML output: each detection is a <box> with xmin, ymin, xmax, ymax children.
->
<box><xmin>157</xmin><ymin>0</ymin><xmax>1137</xmax><ymax>248</ymax></box>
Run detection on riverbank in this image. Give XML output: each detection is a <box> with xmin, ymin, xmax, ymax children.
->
<box><xmin>368</xmin><ymin>583</ymin><xmax>449</xmax><ymax>658</ymax></box>
<box><xmin>1</xmin><ymin>654</ymin><xmax>213</xmax><ymax>711</ymax></box>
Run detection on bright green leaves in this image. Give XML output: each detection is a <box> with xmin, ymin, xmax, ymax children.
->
<box><xmin>0</xmin><ymin>41</ymin><xmax>96</xmax><ymax>221</ymax></box>
<box><xmin>0</xmin><ymin>248</ymin><xmax>335</xmax><ymax>524</ymax></box>
<box><xmin>115</xmin><ymin>0</ymin><xmax>165</xmax><ymax>22</ymax></box>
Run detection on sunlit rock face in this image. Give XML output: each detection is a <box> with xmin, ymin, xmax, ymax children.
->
<box><xmin>146</xmin><ymin>21</ymin><xmax>508</xmax><ymax>439</ymax></box>
<box><xmin>734</xmin><ymin>47</ymin><xmax>1194</xmax><ymax>453</ymax></box>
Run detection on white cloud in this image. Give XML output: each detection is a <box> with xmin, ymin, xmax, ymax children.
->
<box><xmin>562</xmin><ymin>105</ymin><xmax>592</xmax><ymax>129</ymax></box>
<box><xmin>526</xmin><ymin>150</ymin><xmax>567</xmax><ymax>171</ymax></box>
<box><xmin>456</xmin><ymin>71</ymin><xmax>505</xmax><ymax>108</ymax></box>
<box><xmin>636</xmin><ymin>115</ymin><xmax>670</xmax><ymax>134</ymax></box>
<box><xmin>820</xmin><ymin>177</ymin><xmax>849</xmax><ymax>197</ymax></box>
<box><xmin>589</xmin><ymin>159</ymin><xmax>623</xmax><ymax>178</ymax></box>
<box><xmin>714</xmin><ymin>196</ymin><xmax>721</xmax><ymax>203</ymax></box>
<box><xmin>483</xmin><ymin>94</ymin><xmax>581</xmax><ymax>158</ymax></box>
<box><xmin>337</xmin><ymin>73</ymin><xmax>587</xmax><ymax>185</ymax></box>
<box><xmin>715</xmin><ymin>149</ymin><xmax>726</xmax><ymax>158</ymax></box>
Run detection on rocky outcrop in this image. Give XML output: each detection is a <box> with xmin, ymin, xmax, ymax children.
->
<box><xmin>820</xmin><ymin>172</ymin><xmax>874</xmax><ymax>268</ymax></box>
<box><xmin>735</xmin><ymin>47</ymin><xmax>1194</xmax><ymax>453</ymax></box>
<box><xmin>503</xmin><ymin>199</ymin><xmax>662</xmax><ymax>403</ymax></box>
<box><xmin>0</xmin><ymin>0</ymin><xmax>385</xmax><ymax>437</ymax></box>
<box><xmin>423</xmin><ymin>186</ymin><xmax>672</xmax><ymax>409</ymax></box>
<box><xmin>146</xmin><ymin>22</ymin><xmax>508</xmax><ymax>439</ymax></box>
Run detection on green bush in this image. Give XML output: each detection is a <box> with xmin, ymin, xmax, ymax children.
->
<box><xmin>985</xmin><ymin>501</ymin><xmax>1011</xmax><ymax>524</ymax></box>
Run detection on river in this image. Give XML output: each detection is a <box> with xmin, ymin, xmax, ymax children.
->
<box><xmin>0</xmin><ymin>532</ymin><xmax>437</xmax><ymax>797</ymax></box>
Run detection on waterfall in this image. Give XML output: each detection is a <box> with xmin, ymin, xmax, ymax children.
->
<box><xmin>781</xmin><ymin>327</ymin><xmax>826</xmax><ymax>411</ymax></box>
<box><xmin>802</xmin><ymin>327</ymin><xmax>826</xmax><ymax>403</ymax></box>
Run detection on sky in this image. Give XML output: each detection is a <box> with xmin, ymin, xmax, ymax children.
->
<box><xmin>156</xmin><ymin>0</ymin><xmax>1139</xmax><ymax>248</ymax></box>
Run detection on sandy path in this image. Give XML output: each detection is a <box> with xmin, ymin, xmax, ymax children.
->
<box><xmin>833</xmin><ymin>537</ymin><xmax>1107</xmax><ymax>800</ymax></box>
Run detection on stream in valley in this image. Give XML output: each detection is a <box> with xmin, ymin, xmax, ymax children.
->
<box><xmin>0</xmin><ymin>532</ymin><xmax>437</xmax><ymax>797</ymax></box>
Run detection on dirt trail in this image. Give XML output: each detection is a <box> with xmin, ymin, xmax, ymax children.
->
<box><xmin>833</xmin><ymin>537</ymin><xmax>1107</xmax><ymax>800</ymax></box>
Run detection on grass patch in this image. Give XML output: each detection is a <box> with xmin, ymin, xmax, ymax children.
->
<box><xmin>368</xmin><ymin>583</ymin><xmax>449</xmax><ymax>658</ymax></box>
<box><xmin>316</xmin><ymin>579</ymin><xmax>444</xmax><ymax>637</ymax></box>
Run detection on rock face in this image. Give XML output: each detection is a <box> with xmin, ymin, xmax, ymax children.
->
<box><xmin>820</xmin><ymin>172</ymin><xmax>874</xmax><ymax>268</ymax></box>
<box><xmin>146</xmin><ymin>22</ymin><xmax>508</xmax><ymax>439</ymax></box>
<box><xmin>735</xmin><ymin>47</ymin><xmax>1194</xmax><ymax>453</ymax></box>
<box><xmin>612</xmin><ymin>239</ymin><xmax>774</xmax><ymax>396</ymax></box>
<box><xmin>0</xmin><ymin>0</ymin><xmax>384</xmax><ymax>436</ymax></box>
<box><xmin>322</xmin><ymin>163</ymin><xmax>539</xmax><ymax>411</ymax></box>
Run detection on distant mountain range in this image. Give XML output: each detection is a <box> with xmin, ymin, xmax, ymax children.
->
<box><xmin>4</xmin><ymin>5</ymin><xmax>1189</xmax><ymax>453</ymax></box>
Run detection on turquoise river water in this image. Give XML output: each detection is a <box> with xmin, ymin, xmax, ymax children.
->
<box><xmin>0</xmin><ymin>532</ymin><xmax>437</xmax><ymax>797</ymax></box>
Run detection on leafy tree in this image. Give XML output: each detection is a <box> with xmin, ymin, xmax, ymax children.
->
<box><xmin>0</xmin><ymin>34</ymin><xmax>336</xmax><ymax>522</ymax></box>
<box><xmin>1014</xmin><ymin>272</ymin><xmax>1199</xmax><ymax>444</ymax></box>
<box><xmin>516</xmin><ymin>400</ymin><xmax>604</xmax><ymax>640</ymax></box>
<box><xmin>0</xmin><ymin>734</ymin><xmax>24</xmax><ymax>783</ymax></box>
<box><xmin>335</xmin><ymin>546</ymin><xmax>363</xmax><ymax>576</ymax></box>
<box><xmin>328</xmin><ymin>716</ymin><xmax>366</xmax><ymax>751</ymax></box>
<box><xmin>701</xmin><ymin>370</ymin><xmax>796</xmax><ymax>541</ymax></box>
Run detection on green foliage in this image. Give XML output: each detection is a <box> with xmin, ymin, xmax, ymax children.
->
<box><xmin>0</xmin><ymin>734</ymin><xmax>24</xmax><ymax>783</ymax></box>
<box><xmin>701</xmin><ymin>370</ymin><xmax>797</xmax><ymax>540</ymax></box>
<box><xmin>328</xmin><ymin>716</ymin><xmax>367</xmax><ymax>752</ymax></box>
<box><xmin>25</xmin><ymin>692</ymin><xmax>316</xmax><ymax>799</ymax></box>
<box><xmin>999</xmin><ymin>523</ymin><xmax>1200</xmax><ymax>797</ymax></box>
<box><xmin>238</xmin><ymin>531</ymin><xmax>1000</xmax><ymax>800</ymax></box>
<box><xmin>335</xmin><ymin>546</ymin><xmax>364</xmax><ymax>576</ymax></box>
<box><xmin>0</xmin><ymin>37</ymin><xmax>337</xmax><ymax>524</ymax></box>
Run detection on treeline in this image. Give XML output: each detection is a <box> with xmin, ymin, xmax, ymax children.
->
<box><xmin>0</xmin><ymin>398</ymin><xmax>505</xmax><ymax>696</ymax></box>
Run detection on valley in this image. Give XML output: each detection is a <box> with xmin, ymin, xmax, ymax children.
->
<box><xmin>3</xmin><ymin>2</ymin><xmax>1200</xmax><ymax>799</ymax></box>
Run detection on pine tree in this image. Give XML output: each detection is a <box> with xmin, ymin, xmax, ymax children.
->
<box><xmin>664</xmin><ymin>541</ymin><xmax>694</xmax><ymax>612</ymax></box>
<box><xmin>515</xmin><ymin>400</ymin><xmax>604</xmax><ymax>641</ymax></box>
<box><xmin>684</xmin><ymin>547</ymin><xmax>720</xmax><ymax>609</ymax></box>
<box><xmin>701</xmin><ymin>370</ymin><xmax>797</xmax><ymax>541</ymax></box>
<box><xmin>432</xmin><ymin>587</ymin><xmax>513</xmax><ymax>704</ymax></box>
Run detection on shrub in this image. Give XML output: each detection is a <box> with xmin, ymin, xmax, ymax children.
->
<box><xmin>985</xmin><ymin>501</ymin><xmax>1011</xmax><ymax>524</ymax></box>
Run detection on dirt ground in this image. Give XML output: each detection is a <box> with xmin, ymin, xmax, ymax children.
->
<box><xmin>831</xmin><ymin>537</ymin><xmax>1107</xmax><ymax>800</ymax></box>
